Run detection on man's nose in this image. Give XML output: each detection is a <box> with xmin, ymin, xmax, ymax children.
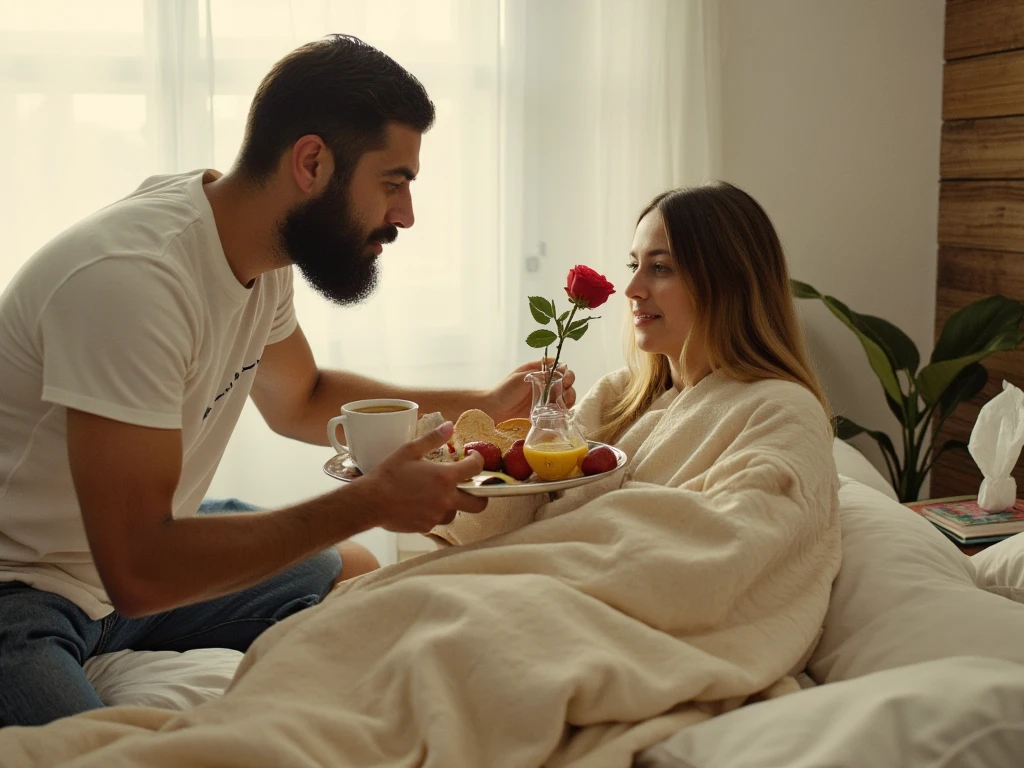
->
<box><xmin>386</xmin><ymin>188</ymin><xmax>414</xmax><ymax>229</ymax></box>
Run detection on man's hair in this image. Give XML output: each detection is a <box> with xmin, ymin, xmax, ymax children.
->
<box><xmin>236</xmin><ymin>34</ymin><xmax>435</xmax><ymax>185</ymax></box>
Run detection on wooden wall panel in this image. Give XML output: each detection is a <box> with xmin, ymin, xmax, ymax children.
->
<box><xmin>942</xmin><ymin>49</ymin><xmax>1024</xmax><ymax>119</ymax></box>
<box><xmin>945</xmin><ymin>0</ymin><xmax>1024</xmax><ymax>59</ymax></box>
<box><xmin>933</xmin><ymin>1</ymin><xmax>1024</xmax><ymax>499</ymax></box>
<box><xmin>938</xmin><ymin>181</ymin><xmax>1024</xmax><ymax>251</ymax></box>
<box><xmin>940</xmin><ymin>117</ymin><xmax>1024</xmax><ymax>179</ymax></box>
<box><xmin>936</xmin><ymin>247</ymin><xmax>1024</xmax><ymax>302</ymax></box>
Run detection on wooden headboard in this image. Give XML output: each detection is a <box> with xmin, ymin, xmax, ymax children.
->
<box><xmin>932</xmin><ymin>0</ymin><xmax>1024</xmax><ymax>497</ymax></box>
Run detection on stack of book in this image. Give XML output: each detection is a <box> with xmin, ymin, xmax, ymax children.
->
<box><xmin>906</xmin><ymin>495</ymin><xmax>1024</xmax><ymax>546</ymax></box>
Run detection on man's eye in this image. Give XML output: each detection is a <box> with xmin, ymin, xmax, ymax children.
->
<box><xmin>386</xmin><ymin>181</ymin><xmax>401</xmax><ymax>191</ymax></box>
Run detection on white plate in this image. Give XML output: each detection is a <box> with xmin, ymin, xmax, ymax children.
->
<box><xmin>323</xmin><ymin>441</ymin><xmax>627</xmax><ymax>497</ymax></box>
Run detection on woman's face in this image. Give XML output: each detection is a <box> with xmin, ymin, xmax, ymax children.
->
<box><xmin>625</xmin><ymin>209</ymin><xmax>694</xmax><ymax>361</ymax></box>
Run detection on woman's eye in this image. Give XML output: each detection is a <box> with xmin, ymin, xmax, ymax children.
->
<box><xmin>654</xmin><ymin>263</ymin><xmax>669</xmax><ymax>273</ymax></box>
<box><xmin>626</xmin><ymin>262</ymin><xmax>639</xmax><ymax>273</ymax></box>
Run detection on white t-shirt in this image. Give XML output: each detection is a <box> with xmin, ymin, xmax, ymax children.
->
<box><xmin>0</xmin><ymin>170</ymin><xmax>297</xmax><ymax>618</ymax></box>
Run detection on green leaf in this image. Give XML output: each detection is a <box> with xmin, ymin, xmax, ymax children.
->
<box><xmin>566</xmin><ymin>323</ymin><xmax>589</xmax><ymax>341</ymax></box>
<box><xmin>858</xmin><ymin>315</ymin><xmax>919</xmax><ymax>374</ymax></box>
<box><xmin>793</xmin><ymin>280</ymin><xmax>914</xmax><ymax>395</ymax></box>
<box><xmin>884</xmin><ymin>392</ymin><xmax>909</xmax><ymax>428</ymax></box>
<box><xmin>820</xmin><ymin>296</ymin><xmax>903</xmax><ymax>403</ymax></box>
<box><xmin>931</xmin><ymin>295</ymin><xmax>1024</xmax><ymax>363</ymax></box>
<box><xmin>919</xmin><ymin>296</ymin><xmax>1024</xmax><ymax>405</ymax></box>
<box><xmin>936</xmin><ymin>362</ymin><xmax>988</xmax><ymax>419</ymax></box>
<box><xmin>525</xmin><ymin>329</ymin><xmax>557</xmax><ymax>348</ymax></box>
<box><xmin>528</xmin><ymin>296</ymin><xmax>553</xmax><ymax>324</ymax></box>
<box><xmin>558</xmin><ymin>311</ymin><xmax>570</xmax><ymax>323</ymax></box>
<box><xmin>790</xmin><ymin>279</ymin><xmax>821</xmax><ymax>300</ymax></box>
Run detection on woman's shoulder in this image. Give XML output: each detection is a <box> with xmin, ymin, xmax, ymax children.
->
<box><xmin>705</xmin><ymin>375</ymin><xmax>826</xmax><ymax>425</ymax></box>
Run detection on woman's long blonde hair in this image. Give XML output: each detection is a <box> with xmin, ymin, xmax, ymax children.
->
<box><xmin>591</xmin><ymin>181</ymin><xmax>831</xmax><ymax>444</ymax></box>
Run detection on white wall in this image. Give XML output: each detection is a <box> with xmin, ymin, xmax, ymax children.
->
<box><xmin>718</xmin><ymin>0</ymin><xmax>946</xmax><ymax>478</ymax></box>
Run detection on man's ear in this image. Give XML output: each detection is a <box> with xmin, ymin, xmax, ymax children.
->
<box><xmin>290</xmin><ymin>135</ymin><xmax>335</xmax><ymax>196</ymax></box>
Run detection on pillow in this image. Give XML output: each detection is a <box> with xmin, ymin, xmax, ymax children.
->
<box><xmin>973</xmin><ymin>532</ymin><xmax>1024</xmax><ymax>603</ymax></box>
<box><xmin>831</xmin><ymin>438</ymin><xmax>898</xmax><ymax>500</ymax></box>
<box><xmin>809</xmin><ymin>479</ymin><xmax>1024</xmax><ymax>684</ymax></box>
<box><xmin>636</xmin><ymin>656</ymin><xmax>1024</xmax><ymax>768</ymax></box>
<box><xmin>83</xmin><ymin>648</ymin><xmax>243</xmax><ymax>710</ymax></box>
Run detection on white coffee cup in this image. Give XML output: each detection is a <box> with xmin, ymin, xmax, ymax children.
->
<box><xmin>327</xmin><ymin>399</ymin><xmax>419</xmax><ymax>474</ymax></box>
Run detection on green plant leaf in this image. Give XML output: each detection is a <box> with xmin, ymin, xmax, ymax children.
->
<box><xmin>918</xmin><ymin>342</ymin><xmax>1024</xmax><ymax>406</ymax></box>
<box><xmin>565</xmin><ymin>318</ymin><xmax>591</xmax><ymax>334</ymax></box>
<box><xmin>528</xmin><ymin>296</ymin><xmax>553</xmax><ymax>324</ymax></box>
<box><xmin>931</xmin><ymin>295</ymin><xmax>1024</xmax><ymax>363</ymax></box>
<box><xmin>790</xmin><ymin>279</ymin><xmax>820</xmax><ymax>300</ymax></box>
<box><xmin>884</xmin><ymin>392</ymin><xmax>909</xmax><ymax>428</ymax></box>
<box><xmin>566</xmin><ymin>323</ymin><xmax>589</xmax><ymax>341</ymax></box>
<box><xmin>918</xmin><ymin>296</ymin><xmax>1024</xmax><ymax>405</ymax></box>
<box><xmin>526</xmin><ymin>329</ymin><xmax>557</xmax><ymax>348</ymax></box>
<box><xmin>858</xmin><ymin>315</ymin><xmax>920</xmax><ymax>374</ymax></box>
<box><xmin>815</xmin><ymin>307</ymin><xmax>903</xmax><ymax>404</ymax></box>
<box><xmin>936</xmin><ymin>362</ymin><xmax>988</xmax><ymax>419</ymax></box>
<box><xmin>793</xmin><ymin>280</ymin><xmax>916</xmax><ymax>393</ymax></box>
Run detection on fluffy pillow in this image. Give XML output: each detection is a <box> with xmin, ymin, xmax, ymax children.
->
<box><xmin>809</xmin><ymin>479</ymin><xmax>1024</xmax><ymax>683</ymax></box>
<box><xmin>831</xmin><ymin>438</ymin><xmax>898</xmax><ymax>500</ymax></box>
<box><xmin>84</xmin><ymin>648</ymin><xmax>243</xmax><ymax>710</ymax></box>
<box><xmin>973</xmin><ymin>532</ymin><xmax>1024</xmax><ymax>603</ymax></box>
<box><xmin>636</xmin><ymin>656</ymin><xmax>1024</xmax><ymax>768</ymax></box>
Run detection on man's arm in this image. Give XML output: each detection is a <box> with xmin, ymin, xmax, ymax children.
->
<box><xmin>67</xmin><ymin>409</ymin><xmax>485</xmax><ymax>618</ymax></box>
<box><xmin>249</xmin><ymin>325</ymin><xmax>573</xmax><ymax>445</ymax></box>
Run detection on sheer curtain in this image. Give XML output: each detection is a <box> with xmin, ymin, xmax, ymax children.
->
<box><xmin>0</xmin><ymin>0</ymin><xmax>717</xmax><ymax>566</ymax></box>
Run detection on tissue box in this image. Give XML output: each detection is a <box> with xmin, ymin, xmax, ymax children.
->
<box><xmin>906</xmin><ymin>495</ymin><xmax>1024</xmax><ymax>553</ymax></box>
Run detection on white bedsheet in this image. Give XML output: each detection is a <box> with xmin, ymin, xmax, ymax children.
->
<box><xmin>84</xmin><ymin>648</ymin><xmax>242</xmax><ymax>710</ymax></box>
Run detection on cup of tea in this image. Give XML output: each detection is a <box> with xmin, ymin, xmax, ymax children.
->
<box><xmin>327</xmin><ymin>399</ymin><xmax>419</xmax><ymax>474</ymax></box>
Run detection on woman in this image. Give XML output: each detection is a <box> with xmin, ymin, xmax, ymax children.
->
<box><xmin>434</xmin><ymin>180</ymin><xmax>837</xmax><ymax>547</ymax></box>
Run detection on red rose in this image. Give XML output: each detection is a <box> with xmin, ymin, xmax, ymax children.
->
<box><xmin>564</xmin><ymin>265</ymin><xmax>616</xmax><ymax>309</ymax></box>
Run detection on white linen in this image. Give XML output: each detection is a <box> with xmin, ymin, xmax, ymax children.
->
<box><xmin>972</xmin><ymin>531</ymin><xmax>1024</xmax><ymax>603</ymax></box>
<box><xmin>84</xmin><ymin>649</ymin><xmax>243</xmax><ymax>711</ymax></box>
<box><xmin>637</xmin><ymin>656</ymin><xmax>1024</xmax><ymax>768</ymax></box>
<box><xmin>831</xmin><ymin>437</ymin><xmax>898</xmax><ymax>500</ymax></box>
<box><xmin>809</xmin><ymin>478</ymin><xmax>1024</xmax><ymax>684</ymax></box>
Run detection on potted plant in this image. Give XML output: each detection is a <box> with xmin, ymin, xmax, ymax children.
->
<box><xmin>792</xmin><ymin>280</ymin><xmax>1024</xmax><ymax>502</ymax></box>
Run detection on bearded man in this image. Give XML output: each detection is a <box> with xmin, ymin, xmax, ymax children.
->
<box><xmin>0</xmin><ymin>34</ymin><xmax>574</xmax><ymax>727</ymax></box>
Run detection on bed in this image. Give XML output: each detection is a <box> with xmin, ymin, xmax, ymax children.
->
<box><xmin>9</xmin><ymin>439</ymin><xmax>1024</xmax><ymax>766</ymax></box>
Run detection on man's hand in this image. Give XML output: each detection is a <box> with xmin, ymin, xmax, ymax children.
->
<box><xmin>348</xmin><ymin>422</ymin><xmax>488</xmax><ymax>533</ymax></box>
<box><xmin>487</xmin><ymin>359</ymin><xmax>577</xmax><ymax>423</ymax></box>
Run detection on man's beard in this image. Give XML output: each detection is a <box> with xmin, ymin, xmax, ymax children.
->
<box><xmin>278</xmin><ymin>175</ymin><xmax>398</xmax><ymax>306</ymax></box>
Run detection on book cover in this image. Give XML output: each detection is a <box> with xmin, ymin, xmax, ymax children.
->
<box><xmin>907</xmin><ymin>495</ymin><xmax>1024</xmax><ymax>539</ymax></box>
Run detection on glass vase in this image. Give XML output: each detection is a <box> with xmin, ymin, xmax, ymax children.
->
<box><xmin>523</xmin><ymin>370</ymin><xmax>588</xmax><ymax>481</ymax></box>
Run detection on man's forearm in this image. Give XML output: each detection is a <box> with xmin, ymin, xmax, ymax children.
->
<box><xmin>285</xmin><ymin>369</ymin><xmax>495</xmax><ymax>446</ymax></box>
<box><xmin>110</xmin><ymin>485</ymin><xmax>372</xmax><ymax>617</ymax></box>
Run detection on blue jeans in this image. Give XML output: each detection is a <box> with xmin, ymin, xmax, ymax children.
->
<box><xmin>0</xmin><ymin>499</ymin><xmax>341</xmax><ymax>728</ymax></box>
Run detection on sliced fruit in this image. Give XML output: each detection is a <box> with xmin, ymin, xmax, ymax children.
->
<box><xmin>473</xmin><ymin>470</ymin><xmax>523</xmax><ymax>485</ymax></box>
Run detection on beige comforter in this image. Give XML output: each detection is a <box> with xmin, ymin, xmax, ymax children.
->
<box><xmin>0</xmin><ymin>371</ymin><xmax>841</xmax><ymax>767</ymax></box>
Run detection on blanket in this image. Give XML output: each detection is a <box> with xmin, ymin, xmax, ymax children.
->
<box><xmin>0</xmin><ymin>370</ymin><xmax>841</xmax><ymax>767</ymax></box>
